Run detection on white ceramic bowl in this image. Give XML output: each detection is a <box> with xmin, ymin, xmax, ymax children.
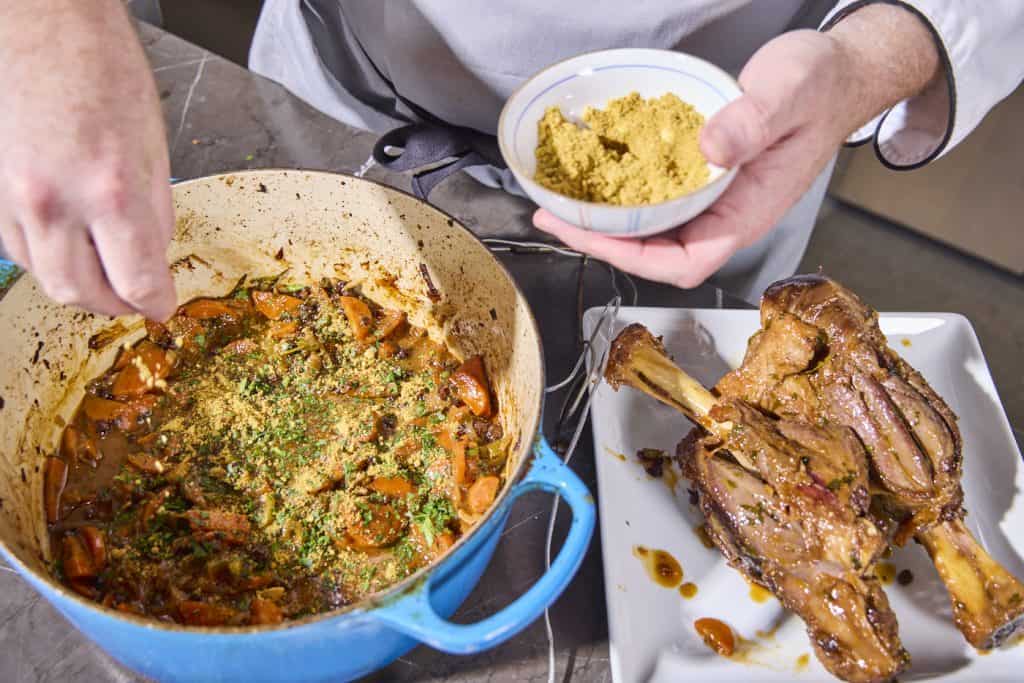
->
<box><xmin>498</xmin><ymin>48</ymin><xmax>742</xmax><ymax>238</ymax></box>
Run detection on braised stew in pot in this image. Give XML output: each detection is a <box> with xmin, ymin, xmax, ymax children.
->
<box><xmin>43</xmin><ymin>277</ymin><xmax>509</xmax><ymax>626</ymax></box>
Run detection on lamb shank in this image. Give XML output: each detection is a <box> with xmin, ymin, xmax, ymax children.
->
<box><xmin>607</xmin><ymin>325</ymin><xmax>909</xmax><ymax>683</ymax></box>
<box><xmin>715</xmin><ymin>274</ymin><xmax>1024</xmax><ymax>650</ymax></box>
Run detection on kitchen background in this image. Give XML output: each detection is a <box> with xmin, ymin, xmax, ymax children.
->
<box><xmin>136</xmin><ymin>0</ymin><xmax>1024</xmax><ymax>434</ymax></box>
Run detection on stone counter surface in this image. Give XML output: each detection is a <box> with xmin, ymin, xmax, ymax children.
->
<box><xmin>0</xmin><ymin>23</ymin><xmax>742</xmax><ymax>683</ymax></box>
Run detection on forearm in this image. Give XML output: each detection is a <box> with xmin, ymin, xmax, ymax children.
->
<box><xmin>0</xmin><ymin>0</ymin><xmax>177</xmax><ymax>320</ymax></box>
<box><xmin>825</xmin><ymin>3</ymin><xmax>941</xmax><ymax>137</ymax></box>
<box><xmin>0</xmin><ymin>0</ymin><xmax>135</xmax><ymax>44</ymax></box>
<box><xmin>1</xmin><ymin>0</ymin><xmax>147</xmax><ymax>96</ymax></box>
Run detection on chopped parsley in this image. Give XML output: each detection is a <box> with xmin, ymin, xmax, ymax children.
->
<box><xmin>826</xmin><ymin>472</ymin><xmax>856</xmax><ymax>491</ymax></box>
<box><xmin>412</xmin><ymin>495</ymin><xmax>455</xmax><ymax>547</ymax></box>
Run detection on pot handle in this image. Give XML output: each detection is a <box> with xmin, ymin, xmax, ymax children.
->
<box><xmin>372</xmin><ymin>437</ymin><xmax>595</xmax><ymax>654</ymax></box>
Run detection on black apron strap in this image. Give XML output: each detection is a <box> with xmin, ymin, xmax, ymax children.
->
<box><xmin>372</xmin><ymin>123</ymin><xmax>507</xmax><ymax>201</ymax></box>
<box><xmin>302</xmin><ymin>1</ymin><xmax>508</xmax><ymax>201</ymax></box>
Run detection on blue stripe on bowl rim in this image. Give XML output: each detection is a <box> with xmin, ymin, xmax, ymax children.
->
<box><xmin>512</xmin><ymin>63</ymin><xmax>732</xmax><ymax>170</ymax></box>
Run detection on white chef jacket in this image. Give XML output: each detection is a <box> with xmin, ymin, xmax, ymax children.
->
<box><xmin>249</xmin><ymin>0</ymin><xmax>1024</xmax><ymax>302</ymax></box>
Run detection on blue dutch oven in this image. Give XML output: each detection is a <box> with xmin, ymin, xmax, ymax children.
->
<box><xmin>0</xmin><ymin>170</ymin><xmax>595</xmax><ymax>682</ymax></box>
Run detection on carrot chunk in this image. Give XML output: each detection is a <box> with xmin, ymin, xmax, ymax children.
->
<box><xmin>114</xmin><ymin>395</ymin><xmax>159</xmax><ymax>432</ymax></box>
<box><xmin>82</xmin><ymin>395</ymin><xmax>128</xmax><ymax>423</ymax></box>
<box><xmin>348</xmin><ymin>502</ymin><xmax>405</xmax><ymax>549</ymax></box>
<box><xmin>178</xmin><ymin>600</ymin><xmax>238</xmax><ymax>626</ymax></box>
<box><xmin>467</xmin><ymin>476</ymin><xmax>501</xmax><ymax>514</ymax></box>
<box><xmin>451</xmin><ymin>355</ymin><xmax>493</xmax><ymax>417</ymax></box>
<box><xmin>180</xmin><ymin>299</ymin><xmax>241</xmax><ymax>321</ymax></box>
<box><xmin>238</xmin><ymin>574</ymin><xmax>275</xmax><ymax>591</ymax></box>
<box><xmin>145</xmin><ymin>319</ymin><xmax>172</xmax><ymax>346</ymax></box>
<box><xmin>252</xmin><ymin>291</ymin><xmax>302</xmax><ymax>320</ymax></box>
<box><xmin>339</xmin><ymin>296</ymin><xmax>373</xmax><ymax>342</ymax></box>
<box><xmin>139</xmin><ymin>487</ymin><xmax>174</xmax><ymax>530</ymax></box>
<box><xmin>60</xmin><ymin>425</ymin><xmax>98</xmax><ymax>465</ymax></box>
<box><xmin>249</xmin><ymin>598</ymin><xmax>284</xmax><ymax>625</ymax></box>
<box><xmin>438</xmin><ymin>429</ymin><xmax>468</xmax><ymax>486</ymax></box>
<box><xmin>112</xmin><ymin>341</ymin><xmax>174</xmax><ymax>398</ymax></box>
<box><xmin>376</xmin><ymin>309</ymin><xmax>406</xmax><ymax>340</ymax></box>
<box><xmin>69</xmin><ymin>579</ymin><xmax>98</xmax><ymax>599</ymax></box>
<box><xmin>379</xmin><ymin>340</ymin><xmax>399</xmax><ymax>359</ymax></box>
<box><xmin>409</xmin><ymin>525</ymin><xmax>455</xmax><ymax>561</ymax></box>
<box><xmin>357</xmin><ymin>412</ymin><xmax>382</xmax><ymax>444</ymax></box>
<box><xmin>43</xmin><ymin>457</ymin><xmax>68</xmax><ymax>524</ymax></box>
<box><xmin>62</xmin><ymin>534</ymin><xmax>96</xmax><ymax>580</ymax></box>
<box><xmin>184</xmin><ymin>509</ymin><xmax>252</xmax><ymax>545</ymax></box>
<box><xmin>77</xmin><ymin>526</ymin><xmax>107</xmax><ymax>571</ymax></box>
<box><xmin>82</xmin><ymin>394</ymin><xmax>156</xmax><ymax>431</ymax></box>
<box><xmin>370</xmin><ymin>477</ymin><xmax>415</xmax><ymax>498</ymax></box>
<box><xmin>222</xmin><ymin>338</ymin><xmax>258</xmax><ymax>355</ymax></box>
<box><xmin>166</xmin><ymin>316</ymin><xmax>206</xmax><ymax>354</ymax></box>
<box><xmin>267</xmin><ymin>320</ymin><xmax>298</xmax><ymax>339</ymax></box>
<box><xmin>434</xmin><ymin>532</ymin><xmax>455</xmax><ymax>556</ymax></box>
<box><xmin>115</xmin><ymin>602</ymin><xmax>145</xmax><ymax>615</ymax></box>
<box><xmin>127</xmin><ymin>453</ymin><xmax>166</xmax><ymax>474</ymax></box>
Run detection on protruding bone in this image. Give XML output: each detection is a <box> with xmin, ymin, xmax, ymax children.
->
<box><xmin>919</xmin><ymin>518</ymin><xmax>1024</xmax><ymax>649</ymax></box>
<box><xmin>605</xmin><ymin>323</ymin><xmax>729</xmax><ymax>439</ymax></box>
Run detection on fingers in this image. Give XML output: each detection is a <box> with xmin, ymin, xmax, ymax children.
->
<box><xmin>533</xmin><ymin>209</ymin><xmax>741</xmax><ymax>288</ymax></box>
<box><xmin>148</xmin><ymin>155</ymin><xmax>176</xmax><ymax>245</ymax></box>
<box><xmin>536</xmin><ymin>32</ymin><xmax>847</xmax><ymax>293</ymax></box>
<box><xmin>534</xmin><ymin>131</ymin><xmax>826</xmax><ymax>290</ymax></box>
<box><xmin>0</xmin><ymin>221</ymin><xmax>30</xmax><ymax>267</ymax></box>
<box><xmin>700</xmin><ymin>44</ymin><xmax>809</xmax><ymax>168</ymax></box>
<box><xmin>701</xmin><ymin>95</ymin><xmax>777</xmax><ymax>168</ymax></box>
<box><xmin>21</xmin><ymin>221</ymin><xmax>135</xmax><ymax>318</ymax></box>
<box><xmin>8</xmin><ymin>169</ymin><xmax>177</xmax><ymax>320</ymax></box>
<box><xmin>691</xmin><ymin>131</ymin><xmax>829</xmax><ymax>248</ymax></box>
<box><xmin>90</xmin><ymin>211</ymin><xmax>177</xmax><ymax>322</ymax></box>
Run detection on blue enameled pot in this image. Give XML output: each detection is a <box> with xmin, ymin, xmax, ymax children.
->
<box><xmin>0</xmin><ymin>171</ymin><xmax>595</xmax><ymax>682</ymax></box>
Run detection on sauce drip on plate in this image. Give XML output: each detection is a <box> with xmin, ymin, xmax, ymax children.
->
<box><xmin>694</xmin><ymin>617</ymin><xmax>735</xmax><ymax>657</ymax></box>
<box><xmin>604</xmin><ymin>447</ymin><xmax>627</xmax><ymax>461</ymax></box>
<box><xmin>679</xmin><ymin>582</ymin><xmax>698</xmax><ymax>599</ymax></box>
<box><xmin>748</xmin><ymin>581</ymin><xmax>773</xmax><ymax>604</ymax></box>
<box><xmin>875</xmin><ymin>562</ymin><xmax>897</xmax><ymax>585</ymax></box>
<box><xmin>633</xmin><ymin>546</ymin><xmax>683</xmax><ymax>588</ymax></box>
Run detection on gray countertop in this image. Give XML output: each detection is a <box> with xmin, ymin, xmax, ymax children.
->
<box><xmin>0</xmin><ymin>23</ymin><xmax>747</xmax><ymax>683</ymax></box>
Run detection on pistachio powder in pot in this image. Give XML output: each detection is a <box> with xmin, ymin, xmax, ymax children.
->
<box><xmin>534</xmin><ymin>92</ymin><xmax>710</xmax><ymax>206</ymax></box>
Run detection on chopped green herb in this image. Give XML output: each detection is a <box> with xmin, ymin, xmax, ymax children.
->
<box><xmin>51</xmin><ymin>280</ymin><xmax>512</xmax><ymax>624</ymax></box>
<box><xmin>826</xmin><ymin>472</ymin><xmax>856</xmax><ymax>491</ymax></box>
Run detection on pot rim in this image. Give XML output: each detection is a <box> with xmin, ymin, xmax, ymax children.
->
<box><xmin>0</xmin><ymin>168</ymin><xmax>547</xmax><ymax>635</ymax></box>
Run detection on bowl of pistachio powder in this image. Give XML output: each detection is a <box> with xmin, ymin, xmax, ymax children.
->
<box><xmin>498</xmin><ymin>48</ymin><xmax>741</xmax><ymax>237</ymax></box>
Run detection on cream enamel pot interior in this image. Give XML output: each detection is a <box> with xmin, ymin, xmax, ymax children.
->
<box><xmin>0</xmin><ymin>170</ymin><xmax>595</xmax><ymax>683</ymax></box>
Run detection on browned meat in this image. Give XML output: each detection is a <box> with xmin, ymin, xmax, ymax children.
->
<box><xmin>751</xmin><ymin>275</ymin><xmax>962</xmax><ymax>520</ymax></box>
<box><xmin>716</xmin><ymin>274</ymin><xmax>1024</xmax><ymax>650</ymax></box>
<box><xmin>607</xmin><ymin>325</ymin><xmax>907</xmax><ymax>682</ymax></box>
<box><xmin>683</xmin><ymin>436</ymin><xmax>905</xmax><ymax>683</ymax></box>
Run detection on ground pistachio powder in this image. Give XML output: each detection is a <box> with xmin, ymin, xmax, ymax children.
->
<box><xmin>533</xmin><ymin>92</ymin><xmax>710</xmax><ymax>206</ymax></box>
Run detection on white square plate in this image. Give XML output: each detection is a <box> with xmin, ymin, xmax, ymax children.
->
<box><xmin>583</xmin><ymin>308</ymin><xmax>1024</xmax><ymax>682</ymax></box>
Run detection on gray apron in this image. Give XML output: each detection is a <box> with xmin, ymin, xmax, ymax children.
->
<box><xmin>250</xmin><ymin>0</ymin><xmax>836</xmax><ymax>303</ymax></box>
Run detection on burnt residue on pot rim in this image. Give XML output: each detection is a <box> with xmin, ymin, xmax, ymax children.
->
<box><xmin>0</xmin><ymin>169</ymin><xmax>547</xmax><ymax>635</ymax></box>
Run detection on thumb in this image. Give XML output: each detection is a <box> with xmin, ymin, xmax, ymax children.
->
<box><xmin>700</xmin><ymin>95</ymin><xmax>778</xmax><ymax>168</ymax></box>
